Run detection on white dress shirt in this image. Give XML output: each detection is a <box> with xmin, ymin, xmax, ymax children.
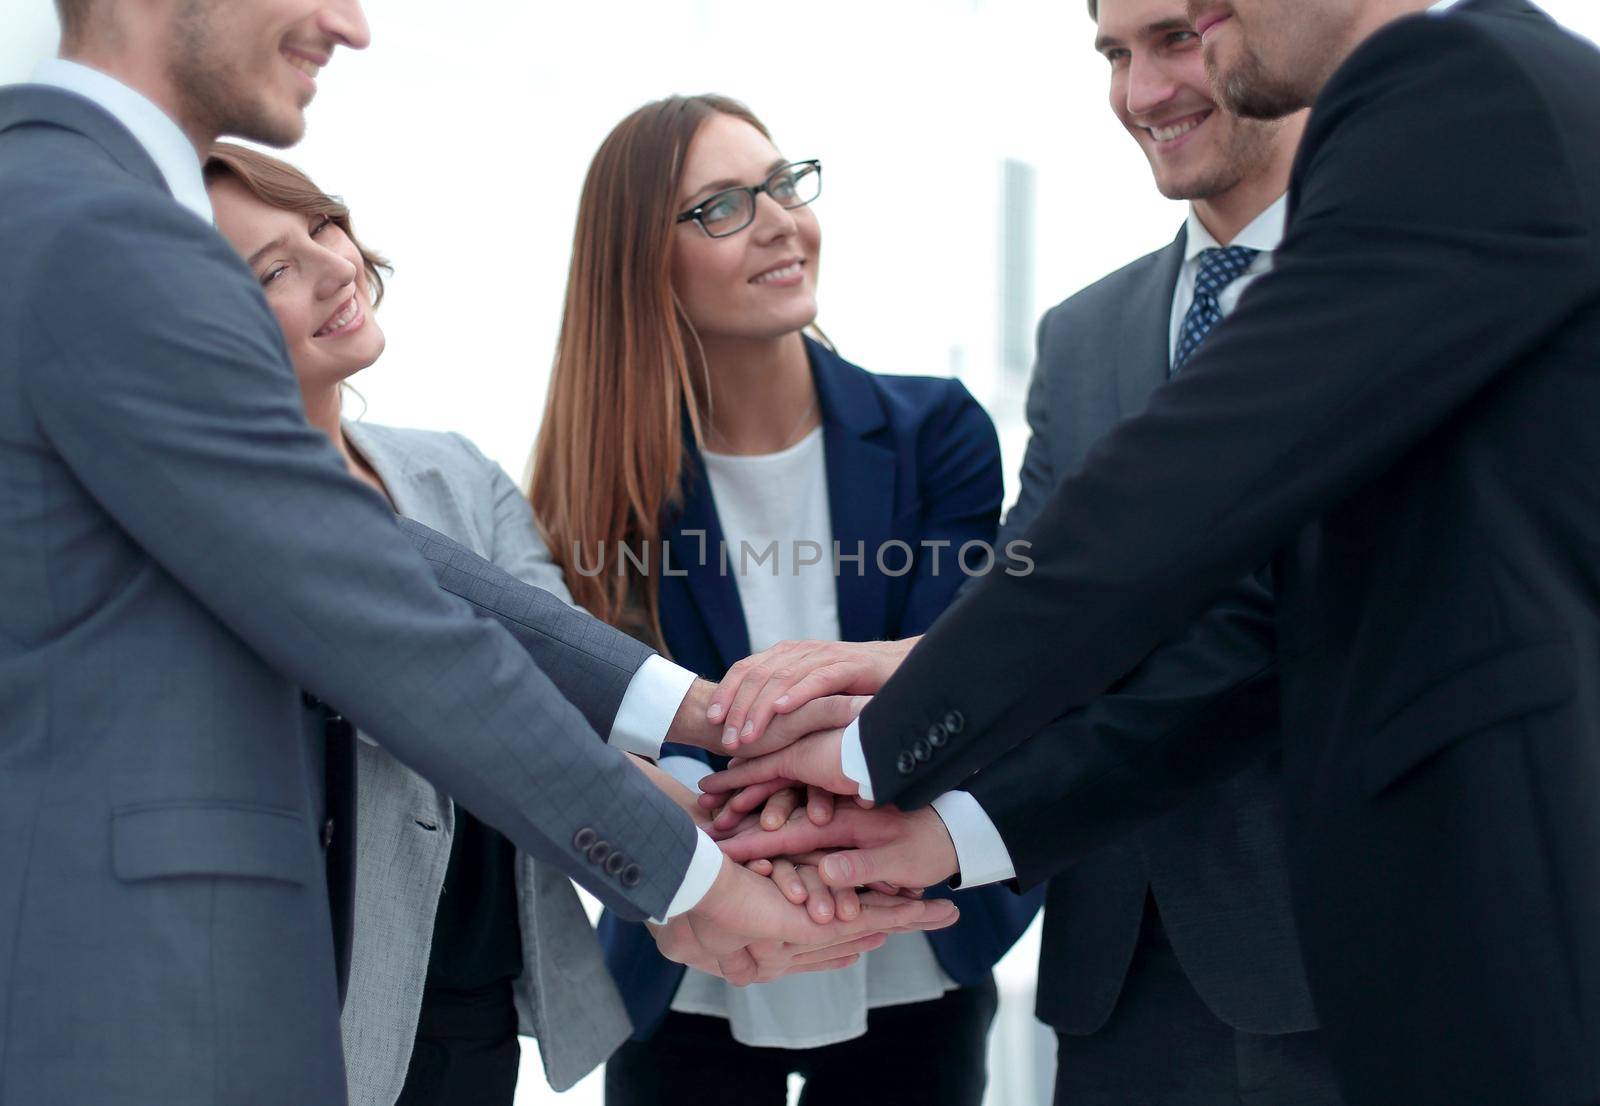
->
<box><xmin>840</xmin><ymin>194</ymin><xmax>1290</xmax><ymax>889</ymax></box>
<box><xmin>28</xmin><ymin>54</ymin><xmax>723</xmax><ymax>920</ymax></box>
<box><xmin>31</xmin><ymin>58</ymin><xmax>213</xmax><ymax>224</ymax></box>
<box><xmin>666</xmin><ymin>428</ymin><xmax>954</xmax><ymax>1048</ymax></box>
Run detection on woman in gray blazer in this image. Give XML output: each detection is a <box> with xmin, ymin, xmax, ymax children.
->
<box><xmin>202</xmin><ymin>143</ymin><xmax>636</xmax><ymax>1105</ymax></box>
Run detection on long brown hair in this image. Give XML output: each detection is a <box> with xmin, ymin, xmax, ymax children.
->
<box><xmin>529</xmin><ymin>95</ymin><xmax>770</xmax><ymax>643</ymax></box>
<box><xmin>203</xmin><ymin>142</ymin><xmax>391</xmax><ymax>306</ymax></box>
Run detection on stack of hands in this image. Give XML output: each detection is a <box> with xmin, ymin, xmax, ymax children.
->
<box><xmin>644</xmin><ymin>637</ymin><xmax>968</xmax><ymax>987</ymax></box>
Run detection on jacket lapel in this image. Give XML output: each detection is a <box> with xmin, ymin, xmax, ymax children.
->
<box><xmin>810</xmin><ymin>341</ymin><xmax>895</xmax><ymax>642</ymax></box>
<box><xmin>1115</xmin><ymin>226</ymin><xmax>1188</xmax><ymax>417</ymax></box>
<box><xmin>664</xmin><ymin>446</ymin><xmax>751</xmax><ymax>671</ymax></box>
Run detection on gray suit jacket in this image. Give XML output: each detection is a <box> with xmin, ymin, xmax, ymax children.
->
<box><xmin>0</xmin><ymin>85</ymin><xmax>692</xmax><ymax>1105</ymax></box>
<box><xmin>972</xmin><ymin>229</ymin><xmax>1317</xmax><ymax>1035</ymax></box>
<box><xmin>339</xmin><ymin>422</ymin><xmax>629</xmax><ymax>1101</ymax></box>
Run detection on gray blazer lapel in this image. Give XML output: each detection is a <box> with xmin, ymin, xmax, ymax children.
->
<box><xmin>1114</xmin><ymin>227</ymin><xmax>1188</xmax><ymax>417</ymax></box>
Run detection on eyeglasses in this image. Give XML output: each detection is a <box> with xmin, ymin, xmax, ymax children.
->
<box><xmin>675</xmin><ymin>160</ymin><xmax>822</xmax><ymax>239</ymax></box>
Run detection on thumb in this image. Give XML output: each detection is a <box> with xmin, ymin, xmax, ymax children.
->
<box><xmin>820</xmin><ymin>848</ymin><xmax>882</xmax><ymax>888</ymax></box>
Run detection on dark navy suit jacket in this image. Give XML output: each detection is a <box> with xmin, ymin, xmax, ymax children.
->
<box><xmin>599</xmin><ymin>337</ymin><xmax>1042</xmax><ymax>1039</ymax></box>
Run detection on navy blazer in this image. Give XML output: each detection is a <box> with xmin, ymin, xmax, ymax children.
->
<box><xmin>599</xmin><ymin>338</ymin><xmax>1041</xmax><ymax>1039</ymax></box>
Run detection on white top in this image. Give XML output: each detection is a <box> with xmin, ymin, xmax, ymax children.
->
<box><xmin>1167</xmin><ymin>195</ymin><xmax>1288</xmax><ymax>364</ymax></box>
<box><xmin>839</xmin><ymin>195</ymin><xmax>1292</xmax><ymax>889</ymax></box>
<box><xmin>31</xmin><ymin>58</ymin><xmax>213</xmax><ymax>224</ymax></box>
<box><xmin>666</xmin><ymin>426</ymin><xmax>955</xmax><ymax>1048</ymax></box>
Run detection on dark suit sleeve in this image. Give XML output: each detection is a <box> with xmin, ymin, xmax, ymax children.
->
<box><xmin>898</xmin><ymin>380</ymin><xmax>1006</xmax><ymax>634</ymax></box>
<box><xmin>20</xmin><ymin>193</ymin><xmax>696</xmax><ymax>922</ymax></box>
<box><xmin>966</xmin><ymin>567</ymin><xmax>1277</xmax><ymax>890</ymax></box>
<box><xmin>862</xmin><ymin>14</ymin><xmax>1598</xmax><ymax>806</ymax></box>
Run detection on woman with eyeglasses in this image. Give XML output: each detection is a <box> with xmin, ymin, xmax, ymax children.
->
<box><xmin>530</xmin><ymin>94</ymin><xmax>1041</xmax><ymax>1106</ymax></box>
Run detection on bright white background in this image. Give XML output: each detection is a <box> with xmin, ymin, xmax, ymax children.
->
<box><xmin>5</xmin><ymin>1</ymin><xmax>1598</xmax><ymax>1102</ymax></box>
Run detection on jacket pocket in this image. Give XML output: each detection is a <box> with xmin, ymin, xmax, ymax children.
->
<box><xmin>1362</xmin><ymin>639</ymin><xmax>1573</xmax><ymax>798</ymax></box>
<box><xmin>111</xmin><ymin>802</ymin><xmax>311</xmax><ymax>885</ymax></box>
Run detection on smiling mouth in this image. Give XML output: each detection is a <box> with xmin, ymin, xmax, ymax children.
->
<box><xmin>282</xmin><ymin>48</ymin><xmax>325</xmax><ymax>85</ymax></box>
<box><xmin>1145</xmin><ymin>110</ymin><xmax>1213</xmax><ymax>144</ymax></box>
<box><xmin>750</xmin><ymin>260</ymin><xmax>805</xmax><ymax>285</ymax></box>
<box><xmin>314</xmin><ymin>295</ymin><xmax>362</xmax><ymax>337</ymax></box>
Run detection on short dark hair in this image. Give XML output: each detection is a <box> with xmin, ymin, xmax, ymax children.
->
<box><xmin>1088</xmin><ymin>0</ymin><xmax>1098</xmax><ymax>17</ymax></box>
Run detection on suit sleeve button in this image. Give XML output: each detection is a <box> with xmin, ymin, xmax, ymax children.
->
<box><xmin>604</xmin><ymin>851</ymin><xmax>627</xmax><ymax>876</ymax></box>
<box><xmin>912</xmin><ymin>738</ymin><xmax>932</xmax><ymax>763</ymax></box>
<box><xmin>321</xmin><ymin>818</ymin><xmax>335</xmax><ymax>849</ymax></box>
<box><xmin>927</xmin><ymin>723</ymin><xmax>948</xmax><ymax>749</ymax></box>
<box><xmin>896</xmin><ymin>750</ymin><xmax>917</xmax><ymax>776</ymax></box>
<box><xmin>621</xmin><ymin>864</ymin><xmax>643</xmax><ymax>889</ymax></box>
<box><xmin>944</xmin><ymin>710</ymin><xmax>965</xmax><ymax>735</ymax></box>
<box><xmin>573</xmin><ymin>827</ymin><xmax>598</xmax><ymax>852</ymax></box>
<box><xmin>588</xmin><ymin>840</ymin><xmax>613</xmax><ymax>866</ymax></box>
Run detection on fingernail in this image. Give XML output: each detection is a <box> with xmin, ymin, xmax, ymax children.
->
<box><xmin>740</xmin><ymin>721</ymin><xmax>753</xmax><ymax>738</ymax></box>
<box><xmin>708</xmin><ymin>702</ymin><xmax>724</xmax><ymax>721</ymax></box>
<box><xmin>822</xmin><ymin>855</ymin><xmax>850</xmax><ymax>882</ymax></box>
<box><xmin>790</xmin><ymin>882</ymin><xmax>804</xmax><ymax>897</ymax></box>
<box><xmin>722</xmin><ymin>726</ymin><xmax>738</xmax><ymax>746</ymax></box>
<box><xmin>775</xmin><ymin>694</ymin><xmax>789</xmax><ymax>707</ymax></box>
<box><xmin>762</xmin><ymin>814</ymin><xmax>780</xmax><ymax>829</ymax></box>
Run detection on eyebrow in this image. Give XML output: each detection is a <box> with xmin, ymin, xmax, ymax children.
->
<box><xmin>683</xmin><ymin>158</ymin><xmax>789</xmax><ymax>207</ymax></box>
<box><xmin>1094</xmin><ymin>17</ymin><xmax>1192</xmax><ymax>53</ymax></box>
<box><xmin>246</xmin><ymin>236</ymin><xmax>287</xmax><ymax>269</ymax></box>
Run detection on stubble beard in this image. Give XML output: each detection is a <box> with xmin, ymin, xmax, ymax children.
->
<box><xmin>1209</xmin><ymin>37</ymin><xmax>1314</xmax><ymax>121</ymax></box>
<box><xmin>169</xmin><ymin>0</ymin><xmax>305</xmax><ymax>148</ymax></box>
<box><xmin>1155</xmin><ymin>114</ymin><xmax>1281</xmax><ymax>203</ymax></box>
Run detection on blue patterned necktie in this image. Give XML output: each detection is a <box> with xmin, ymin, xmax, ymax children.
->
<box><xmin>1172</xmin><ymin>245</ymin><xmax>1260</xmax><ymax>374</ymax></box>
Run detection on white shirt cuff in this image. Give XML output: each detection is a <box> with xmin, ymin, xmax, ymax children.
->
<box><xmin>609</xmin><ymin>654</ymin><xmax>697</xmax><ymax>760</ymax></box>
<box><xmin>838</xmin><ymin>718</ymin><xmax>874</xmax><ymax>803</ymax></box>
<box><xmin>659</xmin><ymin>828</ymin><xmax>723</xmax><ymax>920</ymax></box>
<box><xmin>929</xmin><ymin>790</ymin><xmax>1017</xmax><ymax>888</ymax></box>
<box><xmin>658</xmin><ymin>755</ymin><xmax>711</xmax><ymax>795</ymax></box>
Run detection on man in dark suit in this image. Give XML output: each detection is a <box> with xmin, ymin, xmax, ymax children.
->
<box><xmin>0</xmin><ymin>2</ymin><xmax>955</xmax><ymax>1102</ymax></box>
<box><xmin>704</xmin><ymin>1</ymin><xmax>1600</xmax><ymax>1102</ymax></box>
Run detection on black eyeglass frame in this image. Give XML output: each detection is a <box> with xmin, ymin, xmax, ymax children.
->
<box><xmin>674</xmin><ymin>159</ymin><xmax>823</xmax><ymax>239</ymax></box>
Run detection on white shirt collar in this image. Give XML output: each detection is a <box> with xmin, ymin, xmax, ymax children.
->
<box><xmin>30</xmin><ymin>58</ymin><xmax>213</xmax><ymax>224</ymax></box>
<box><xmin>1182</xmin><ymin>192</ymin><xmax>1288</xmax><ymax>262</ymax></box>
<box><xmin>1430</xmin><ymin>0</ymin><xmax>1467</xmax><ymax>11</ymax></box>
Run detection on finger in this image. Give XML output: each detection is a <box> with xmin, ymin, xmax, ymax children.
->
<box><xmin>772</xmin><ymin>859</ymin><xmax>807</xmax><ymax>904</ymax></box>
<box><xmin>715</xmin><ymin>816</ymin><xmax>849</xmax><ymax>863</ymax></box>
<box><xmin>719</xmin><ymin>648</ymin><xmax>813</xmax><ymax>749</ymax></box>
<box><xmin>716</xmin><ymin>946</ymin><xmax>758</xmax><ymax>988</ymax></box>
<box><xmin>699</xmin><ymin>749</ymin><xmax>796</xmax><ymax>796</ymax></box>
<box><xmin>854</xmin><ymin>896</ymin><xmax>960</xmax><ymax>935</ymax></box>
<box><xmin>819</xmin><ymin>849</ymin><xmax>882</xmax><ymax>889</ymax></box>
<box><xmin>744</xmin><ymin>859</ymin><xmax>774</xmax><ymax>876</ymax></box>
<box><xmin>780</xmin><ymin>953</ymin><xmax>861</xmax><ymax>978</ymax></box>
<box><xmin>708</xmin><ymin>643</ymin><xmax>809</xmax><ymax>731</ymax></box>
<box><xmin>787</xmin><ymin>932</ymin><xmax>887</xmax><ymax>966</ymax></box>
<box><xmin>730</xmin><ymin>778</ymin><xmax>796</xmax><ymax>816</ymax></box>
<box><xmin>833</xmin><ymin>882</ymin><xmax>861</xmax><ymax>921</ymax></box>
<box><xmin>798</xmin><ymin>865</ymin><xmax>835</xmax><ymax>923</ymax></box>
<box><xmin>737</xmin><ymin>683</ymin><xmax>862</xmax><ymax>756</ymax></box>
<box><xmin>806</xmin><ymin>785</ymin><xmax>834</xmax><ymax>826</ymax></box>
<box><xmin>760</xmin><ymin>787</ymin><xmax>800</xmax><ymax>831</ymax></box>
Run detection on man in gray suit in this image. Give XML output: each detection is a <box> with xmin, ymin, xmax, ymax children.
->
<box><xmin>0</xmin><ymin>2</ymin><xmax>954</xmax><ymax>1102</ymax></box>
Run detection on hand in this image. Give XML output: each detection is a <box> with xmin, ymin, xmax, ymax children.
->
<box><xmin>706</xmin><ymin>638</ymin><xmax>918</xmax><ymax>749</ymax></box>
<box><xmin>656</xmin><ymin>854</ymin><xmax>960</xmax><ymax>985</ymax></box>
<box><xmin>701</xmin><ymin>780</ymin><xmax>838</xmax><ymax>834</ymax></box>
<box><xmin>671</xmin><ymin>683</ymin><xmax>865</xmax><ymax>758</ymax></box>
<box><xmin>699</xmin><ymin>725</ymin><xmax>858</xmax><ymax>801</ymax></box>
<box><xmin>718</xmin><ymin>803</ymin><xmax>961</xmax><ymax>893</ymax></box>
<box><xmin>745</xmin><ymin>857</ymin><xmax>861</xmax><ymax>923</ymax></box>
